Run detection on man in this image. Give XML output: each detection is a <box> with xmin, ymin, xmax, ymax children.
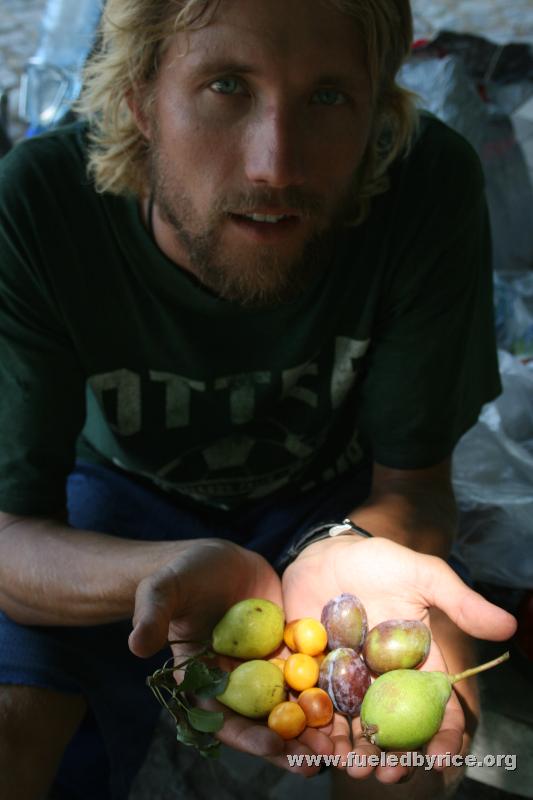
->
<box><xmin>0</xmin><ymin>0</ymin><xmax>516</xmax><ymax>798</ymax></box>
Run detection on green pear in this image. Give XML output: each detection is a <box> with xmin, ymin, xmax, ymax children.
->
<box><xmin>361</xmin><ymin>652</ymin><xmax>510</xmax><ymax>750</ymax></box>
<box><xmin>212</xmin><ymin>598</ymin><xmax>284</xmax><ymax>659</ymax></box>
<box><xmin>361</xmin><ymin>669</ymin><xmax>451</xmax><ymax>750</ymax></box>
<box><xmin>217</xmin><ymin>660</ymin><xmax>287</xmax><ymax>718</ymax></box>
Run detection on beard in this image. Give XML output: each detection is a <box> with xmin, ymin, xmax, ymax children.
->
<box><xmin>147</xmin><ymin>140</ymin><xmax>360</xmax><ymax>309</ymax></box>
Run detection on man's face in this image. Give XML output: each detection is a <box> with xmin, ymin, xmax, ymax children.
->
<box><xmin>141</xmin><ymin>0</ymin><xmax>373</xmax><ymax>306</ymax></box>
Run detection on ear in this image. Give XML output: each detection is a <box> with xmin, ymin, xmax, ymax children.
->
<box><xmin>126</xmin><ymin>87</ymin><xmax>152</xmax><ymax>140</ymax></box>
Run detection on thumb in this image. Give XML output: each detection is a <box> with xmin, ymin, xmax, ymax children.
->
<box><xmin>422</xmin><ymin>557</ymin><xmax>517</xmax><ymax>641</ymax></box>
<box><xmin>128</xmin><ymin>566</ymin><xmax>181</xmax><ymax>658</ymax></box>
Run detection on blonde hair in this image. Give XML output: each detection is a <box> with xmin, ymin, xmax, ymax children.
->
<box><xmin>78</xmin><ymin>0</ymin><xmax>418</xmax><ymax>224</ymax></box>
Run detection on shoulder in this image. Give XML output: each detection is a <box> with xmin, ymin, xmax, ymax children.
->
<box><xmin>0</xmin><ymin>123</ymin><xmax>99</xmax><ymax>294</ymax></box>
<box><xmin>0</xmin><ymin>123</ymin><xmax>91</xmax><ymax>207</ymax></box>
<box><xmin>364</xmin><ymin>113</ymin><xmax>488</xmax><ymax>264</ymax></box>
<box><xmin>391</xmin><ymin>112</ymin><xmax>485</xmax><ymax>204</ymax></box>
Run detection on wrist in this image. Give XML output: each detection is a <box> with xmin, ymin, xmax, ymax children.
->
<box><xmin>277</xmin><ymin>519</ymin><xmax>373</xmax><ymax>573</ymax></box>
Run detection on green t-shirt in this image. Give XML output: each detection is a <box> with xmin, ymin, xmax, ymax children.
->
<box><xmin>0</xmin><ymin>114</ymin><xmax>500</xmax><ymax>515</ymax></box>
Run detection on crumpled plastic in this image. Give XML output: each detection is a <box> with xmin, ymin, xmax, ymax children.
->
<box><xmin>494</xmin><ymin>272</ymin><xmax>533</xmax><ymax>360</ymax></box>
<box><xmin>451</xmin><ymin>351</ymin><xmax>533</xmax><ymax>588</ymax></box>
<box><xmin>398</xmin><ymin>45</ymin><xmax>533</xmax><ymax>274</ymax></box>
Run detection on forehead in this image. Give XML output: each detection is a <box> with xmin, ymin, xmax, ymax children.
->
<box><xmin>165</xmin><ymin>0</ymin><xmax>367</xmax><ymax>81</ymax></box>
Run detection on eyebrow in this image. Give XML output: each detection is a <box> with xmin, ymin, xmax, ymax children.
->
<box><xmin>189</xmin><ymin>58</ymin><xmax>258</xmax><ymax>77</ymax></box>
<box><xmin>190</xmin><ymin>59</ymin><xmax>364</xmax><ymax>90</ymax></box>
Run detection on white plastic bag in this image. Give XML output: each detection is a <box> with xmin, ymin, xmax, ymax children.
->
<box><xmin>398</xmin><ymin>53</ymin><xmax>533</xmax><ymax>274</ymax></box>
<box><xmin>452</xmin><ymin>350</ymin><xmax>533</xmax><ymax>588</ymax></box>
<box><xmin>494</xmin><ymin>272</ymin><xmax>533</xmax><ymax>360</ymax></box>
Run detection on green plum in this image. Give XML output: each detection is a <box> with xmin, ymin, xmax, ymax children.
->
<box><xmin>363</xmin><ymin>619</ymin><xmax>431</xmax><ymax>674</ymax></box>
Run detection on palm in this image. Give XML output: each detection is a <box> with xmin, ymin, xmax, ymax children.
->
<box><xmin>134</xmin><ymin>535</ymin><xmax>513</xmax><ymax>780</ymax></box>
<box><xmin>165</xmin><ymin>540</ymin><xmax>283</xmax><ymax>654</ymax></box>
<box><xmin>282</xmin><ymin>536</ymin><xmax>466</xmax><ymax>780</ymax></box>
<box><xmin>283</xmin><ymin>536</ymin><xmax>434</xmax><ymax>624</ymax></box>
<box><xmin>154</xmin><ymin>540</ymin><xmax>333</xmax><ymax>775</ymax></box>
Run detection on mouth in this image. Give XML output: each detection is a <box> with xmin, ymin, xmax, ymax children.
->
<box><xmin>227</xmin><ymin>210</ymin><xmax>302</xmax><ymax>239</ymax></box>
<box><xmin>237</xmin><ymin>211</ymin><xmax>297</xmax><ymax>223</ymax></box>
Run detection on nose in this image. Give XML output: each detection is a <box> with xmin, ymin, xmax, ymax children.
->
<box><xmin>244</xmin><ymin>105</ymin><xmax>306</xmax><ymax>188</ymax></box>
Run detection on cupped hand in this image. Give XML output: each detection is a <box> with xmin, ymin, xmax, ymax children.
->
<box><xmin>128</xmin><ymin>538</ymin><xmax>330</xmax><ymax>774</ymax></box>
<box><xmin>282</xmin><ymin>535</ymin><xmax>517</xmax><ymax>783</ymax></box>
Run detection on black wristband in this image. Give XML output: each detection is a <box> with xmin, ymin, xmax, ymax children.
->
<box><xmin>277</xmin><ymin>518</ymin><xmax>373</xmax><ymax>573</ymax></box>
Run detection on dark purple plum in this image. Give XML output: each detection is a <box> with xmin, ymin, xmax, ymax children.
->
<box><xmin>321</xmin><ymin>593</ymin><xmax>367</xmax><ymax>652</ymax></box>
<box><xmin>363</xmin><ymin>619</ymin><xmax>431</xmax><ymax>674</ymax></box>
<box><xmin>318</xmin><ymin>647</ymin><xmax>371</xmax><ymax>716</ymax></box>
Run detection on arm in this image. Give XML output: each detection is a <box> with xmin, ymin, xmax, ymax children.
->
<box><xmin>0</xmin><ymin>510</ymin><xmax>197</xmax><ymax>626</ymax></box>
<box><xmin>0</xmin><ymin>514</ymin><xmax>327</xmax><ymax>774</ymax></box>
<box><xmin>347</xmin><ymin>458</ymin><xmax>457</xmax><ymax>558</ymax></box>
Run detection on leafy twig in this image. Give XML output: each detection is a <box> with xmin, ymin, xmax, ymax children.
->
<box><xmin>147</xmin><ymin>645</ymin><xmax>229</xmax><ymax>757</ymax></box>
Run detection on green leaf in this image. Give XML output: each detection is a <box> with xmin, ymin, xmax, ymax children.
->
<box><xmin>175</xmin><ymin>715</ymin><xmax>199</xmax><ymax>748</ymax></box>
<box><xmin>194</xmin><ymin>666</ymin><xmax>229</xmax><ymax>698</ymax></box>
<box><xmin>148</xmin><ymin>654</ymin><xmax>227</xmax><ymax>756</ymax></box>
<box><xmin>186</xmin><ymin>706</ymin><xmax>225</xmax><ymax>733</ymax></box>
<box><xmin>175</xmin><ymin>660</ymin><xmax>213</xmax><ymax>694</ymax></box>
<box><xmin>175</xmin><ymin>660</ymin><xmax>229</xmax><ymax>699</ymax></box>
<box><xmin>198</xmin><ymin>739</ymin><xmax>222</xmax><ymax>759</ymax></box>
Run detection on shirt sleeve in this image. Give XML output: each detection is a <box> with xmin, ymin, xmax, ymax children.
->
<box><xmin>0</xmin><ymin>143</ymin><xmax>86</xmax><ymax>516</ymax></box>
<box><xmin>358</xmin><ymin>120</ymin><xmax>501</xmax><ymax>468</ymax></box>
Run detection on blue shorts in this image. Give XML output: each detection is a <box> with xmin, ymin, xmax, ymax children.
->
<box><xmin>0</xmin><ymin>460</ymin><xmax>373</xmax><ymax>799</ymax></box>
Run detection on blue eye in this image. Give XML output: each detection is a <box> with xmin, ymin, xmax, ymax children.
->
<box><xmin>312</xmin><ymin>88</ymin><xmax>346</xmax><ymax>106</ymax></box>
<box><xmin>210</xmin><ymin>77</ymin><xmax>244</xmax><ymax>95</ymax></box>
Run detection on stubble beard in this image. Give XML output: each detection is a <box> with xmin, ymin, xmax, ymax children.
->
<box><xmin>148</xmin><ymin>142</ymin><xmax>360</xmax><ymax>309</ymax></box>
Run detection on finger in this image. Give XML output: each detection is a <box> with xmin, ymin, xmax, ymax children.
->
<box><xmin>424</xmin><ymin>690</ymin><xmax>465</xmax><ymax>769</ymax></box>
<box><xmin>298</xmin><ymin>726</ymin><xmax>335</xmax><ymax>757</ymax></box>
<box><xmin>129</xmin><ymin>567</ymin><xmax>180</xmax><ymax>658</ymax></box>
<box><xmin>196</xmin><ymin>694</ymin><xmax>330</xmax><ymax>770</ymax></box>
<box><xmin>420</xmin><ymin>558</ymin><xmax>517</xmax><ymax>641</ymax></box>
<box><xmin>350</xmin><ymin>713</ymin><xmax>414</xmax><ymax>784</ymax></box>
<box><xmin>196</xmin><ymin>695</ymin><xmax>286</xmax><ymax>757</ymax></box>
<box><xmin>197</xmin><ymin>696</ymin><xmax>325</xmax><ymax>776</ymax></box>
<box><xmin>267</xmin><ymin>726</ymin><xmax>334</xmax><ymax>775</ymax></box>
<box><xmin>266</xmin><ymin>741</ymin><xmax>324</xmax><ymax>776</ymax></box>
<box><xmin>328</xmin><ymin>712</ymin><xmax>357</xmax><ymax>770</ymax></box>
<box><xmin>374</xmin><ymin>751</ymin><xmax>417</xmax><ymax>784</ymax></box>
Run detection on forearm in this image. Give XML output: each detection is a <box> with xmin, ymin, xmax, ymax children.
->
<box><xmin>348</xmin><ymin>463</ymin><xmax>458</xmax><ymax>559</ymax></box>
<box><xmin>0</xmin><ymin>516</ymin><xmax>189</xmax><ymax>626</ymax></box>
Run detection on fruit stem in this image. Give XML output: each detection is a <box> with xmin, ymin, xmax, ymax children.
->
<box><xmin>449</xmin><ymin>651</ymin><xmax>510</xmax><ymax>685</ymax></box>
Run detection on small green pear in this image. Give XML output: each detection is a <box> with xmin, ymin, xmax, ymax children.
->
<box><xmin>361</xmin><ymin>669</ymin><xmax>451</xmax><ymax>750</ymax></box>
<box><xmin>361</xmin><ymin>652</ymin><xmax>510</xmax><ymax>750</ymax></box>
<box><xmin>212</xmin><ymin>598</ymin><xmax>284</xmax><ymax>659</ymax></box>
<box><xmin>217</xmin><ymin>660</ymin><xmax>287</xmax><ymax>718</ymax></box>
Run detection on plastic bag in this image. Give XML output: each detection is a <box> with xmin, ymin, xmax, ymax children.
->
<box><xmin>494</xmin><ymin>272</ymin><xmax>533</xmax><ymax>360</ymax></box>
<box><xmin>451</xmin><ymin>351</ymin><xmax>533</xmax><ymax>588</ymax></box>
<box><xmin>398</xmin><ymin>52</ymin><xmax>533</xmax><ymax>273</ymax></box>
